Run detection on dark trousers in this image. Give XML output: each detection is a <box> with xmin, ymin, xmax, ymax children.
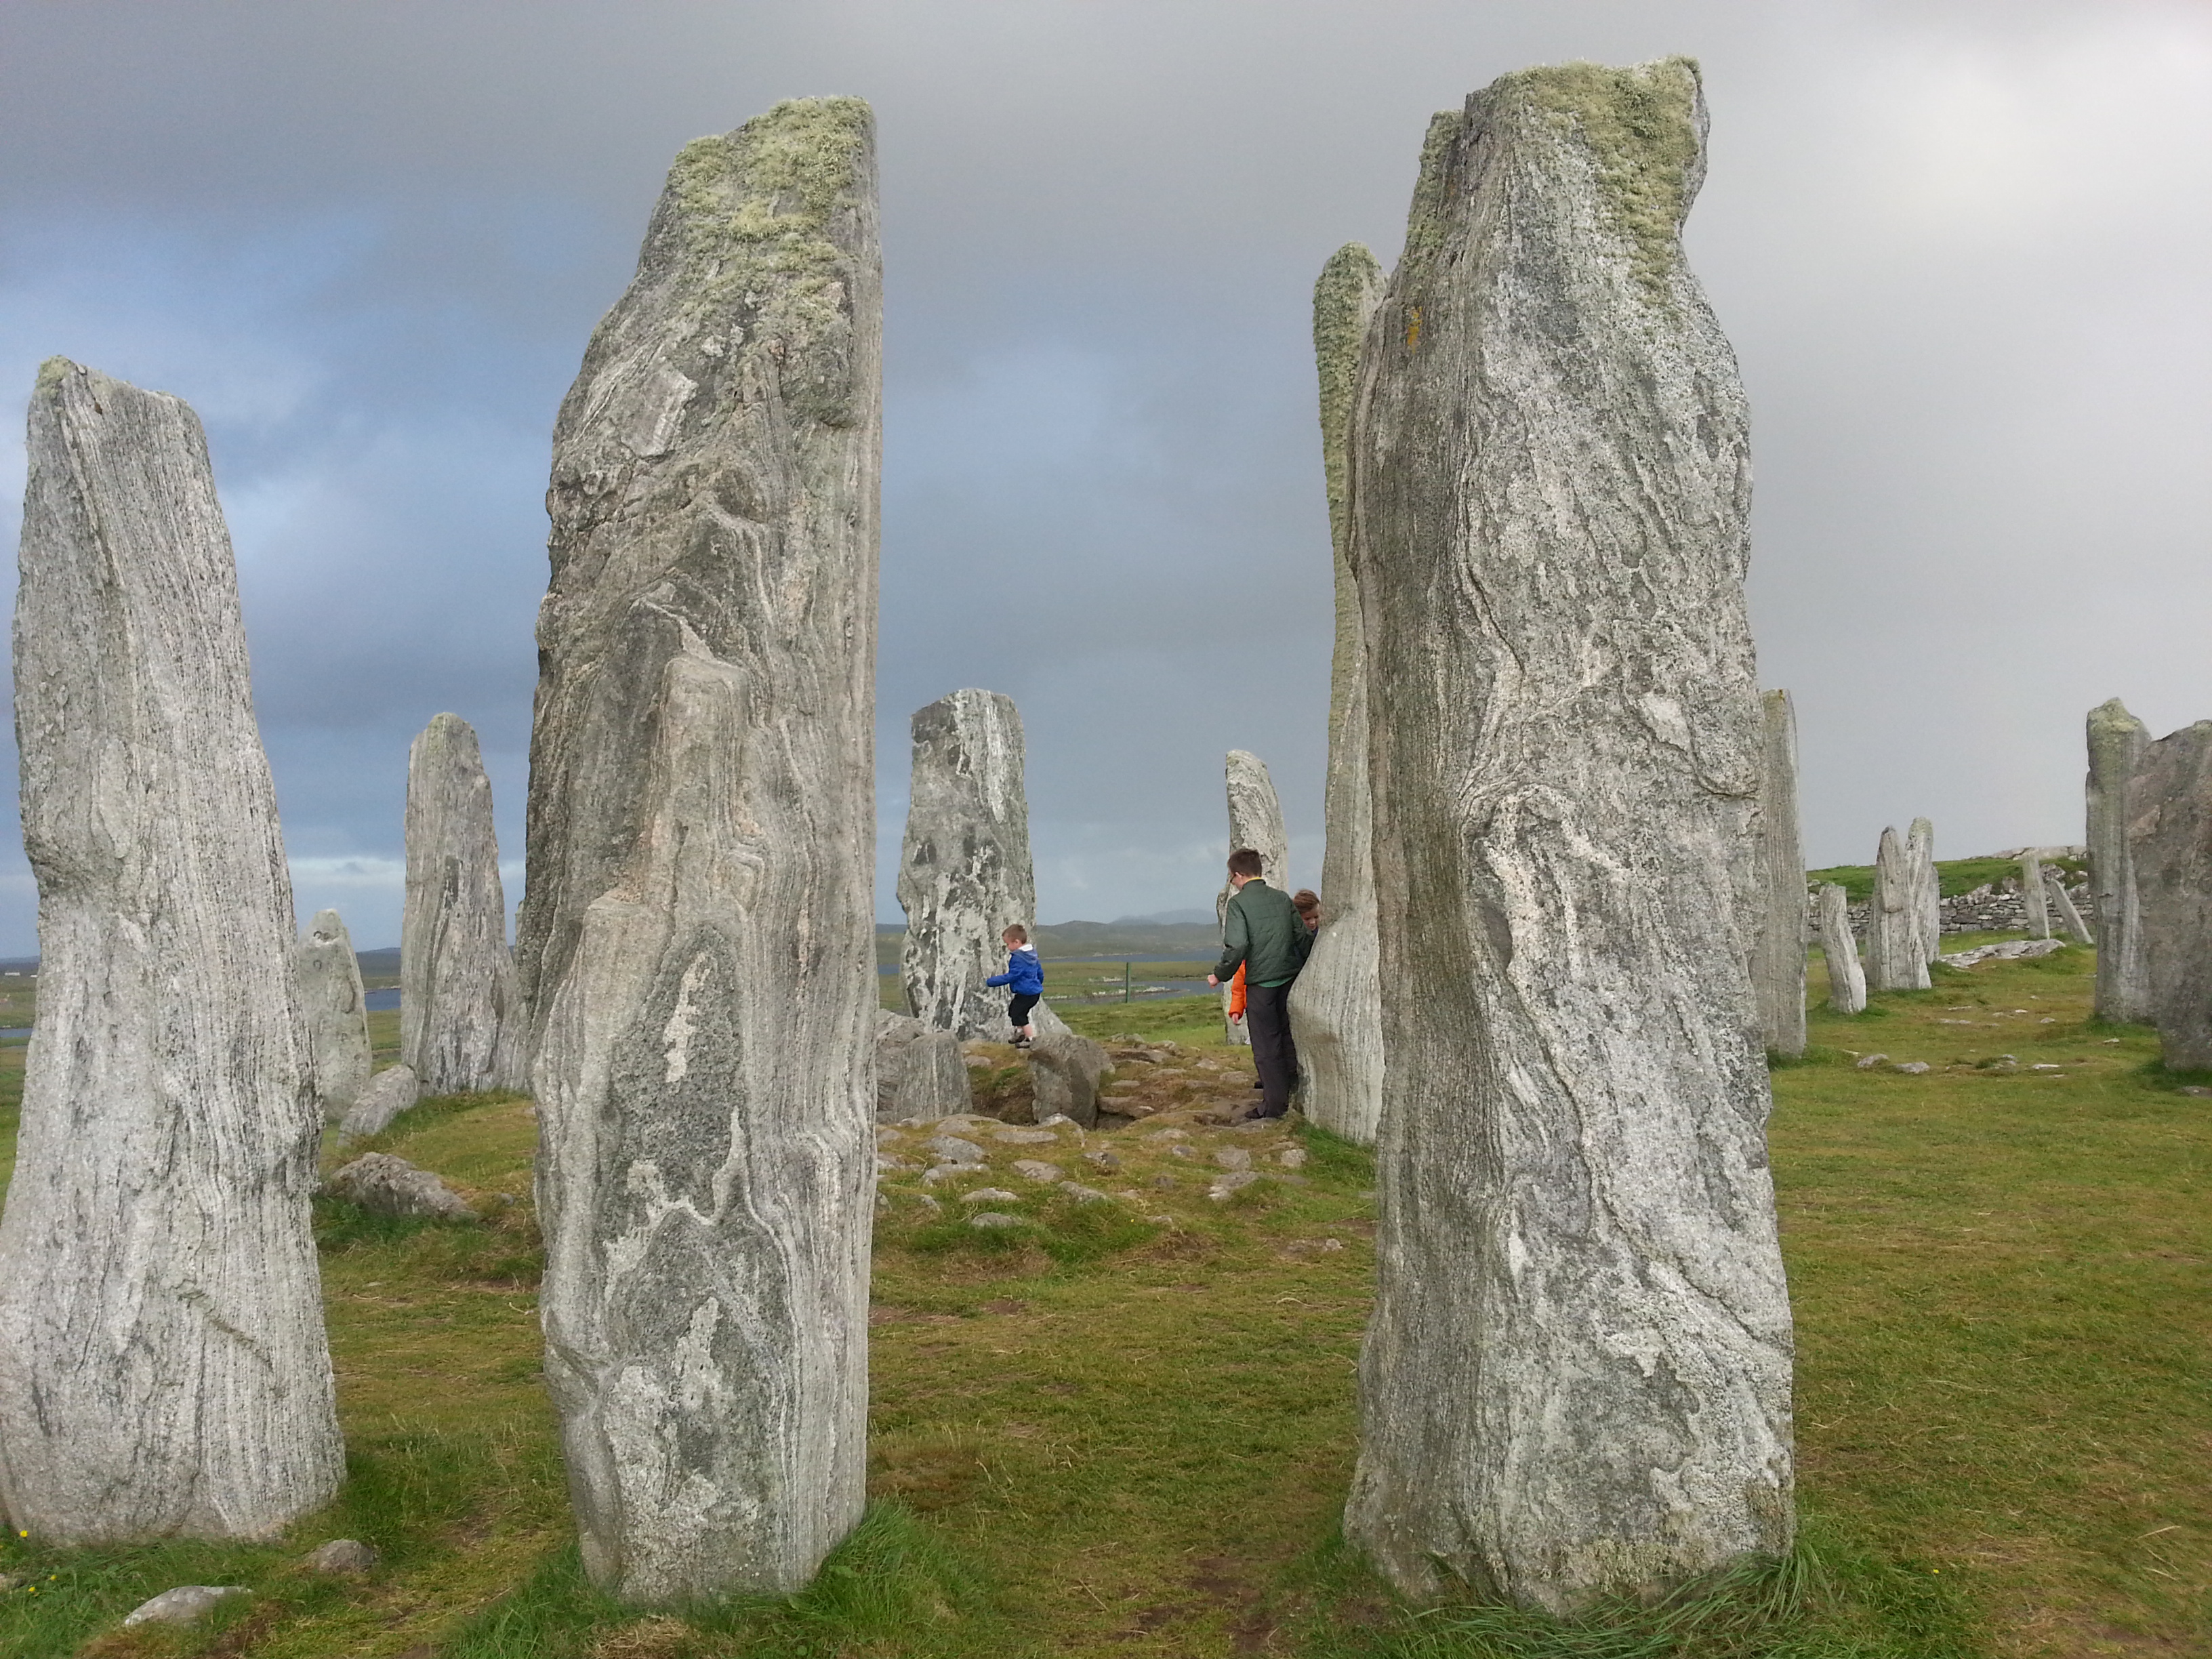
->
<box><xmin>1244</xmin><ymin>981</ymin><xmax>1298</xmax><ymax>1118</ymax></box>
<box><xmin>1007</xmin><ymin>991</ymin><xmax>1039</xmax><ymax>1033</ymax></box>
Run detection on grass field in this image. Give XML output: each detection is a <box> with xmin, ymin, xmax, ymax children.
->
<box><xmin>0</xmin><ymin>939</ymin><xmax>2204</xmax><ymax>1656</ymax></box>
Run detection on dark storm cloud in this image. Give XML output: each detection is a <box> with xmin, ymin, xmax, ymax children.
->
<box><xmin>0</xmin><ymin>0</ymin><xmax>2206</xmax><ymax>952</ymax></box>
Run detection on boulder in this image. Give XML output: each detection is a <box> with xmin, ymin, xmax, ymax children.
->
<box><xmin>2087</xmin><ymin>699</ymin><xmax>2150</xmax><ymax>1021</ymax></box>
<box><xmin>872</xmin><ymin>1009</ymin><xmax>926</xmax><ymax>1118</ymax></box>
<box><xmin>1339</xmin><ymin>63</ymin><xmax>1793</xmax><ymax>1612</ymax></box>
<box><xmin>515</xmin><ymin>98</ymin><xmax>880</xmax><ymax>1603</ymax></box>
<box><xmin>338</xmin><ymin>1064</ymin><xmax>421</xmax><ymax>1141</ymax></box>
<box><xmin>893</xmin><ymin>1031</ymin><xmax>972</xmax><ymax>1122</ymax></box>
<box><xmin>1028</xmin><ymin>1031</ymin><xmax>1108</xmax><ymax>1128</ymax></box>
<box><xmin>1816</xmin><ymin>883</ymin><xmax>1866</xmax><ymax>1015</ymax></box>
<box><xmin>896</xmin><ymin>691</ymin><xmax>1038</xmax><ymax>1039</ymax></box>
<box><xmin>1288</xmin><ymin>243</ymin><xmax>1389</xmax><ymax>1144</ymax></box>
<box><xmin>2126</xmin><ymin>720</ymin><xmax>2212</xmax><ymax>1069</ymax></box>
<box><xmin>123</xmin><ymin>1587</ymin><xmax>248</xmax><ymax>1628</ymax></box>
<box><xmin>402</xmin><ymin>714</ymin><xmax>524</xmax><ymax>1093</ymax></box>
<box><xmin>302</xmin><ymin>1539</ymin><xmax>379</xmax><ymax>1575</ymax></box>
<box><xmin>1750</xmin><ymin>691</ymin><xmax>1806</xmax><ymax>1054</ymax></box>
<box><xmin>323</xmin><ymin>1153</ymin><xmax>474</xmax><ymax>1222</ymax></box>
<box><xmin>296</xmin><ymin>909</ymin><xmax>373</xmax><ymax>1119</ymax></box>
<box><xmin>0</xmin><ymin>360</ymin><xmax>342</xmax><ymax>1543</ymax></box>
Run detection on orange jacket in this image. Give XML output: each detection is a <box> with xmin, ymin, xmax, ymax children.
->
<box><xmin>1229</xmin><ymin>962</ymin><xmax>1248</xmax><ymax>1018</ymax></box>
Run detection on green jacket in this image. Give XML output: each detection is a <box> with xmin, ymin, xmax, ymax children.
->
<box><xmin>1215</xmin><ymin>879</ymin><xmax>1311</xmax><ymax>988</ymax></box>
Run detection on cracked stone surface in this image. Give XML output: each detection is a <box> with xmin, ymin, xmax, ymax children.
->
<box><xmin>516</xmin><ymin>98</ymin><xmax>880</xmax><ymax>1604</ymax></box>
<box><xmin>1338</xmin><ymin>62</ymin><xmax>1793</xmax><ymax>1614</ymax></box>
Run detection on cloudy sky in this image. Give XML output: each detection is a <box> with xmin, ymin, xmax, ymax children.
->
<box><xmin>1</xmin><ymin>0</ymin><xmax>2206</xmax><ymax>953</ymax></box>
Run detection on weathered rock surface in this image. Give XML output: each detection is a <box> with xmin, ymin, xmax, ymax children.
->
<box><xmin>403</xmin><ymin>714</ymin><xmax>523</xmax><ymax>1094</ymax></box>
<box><xmin>897</xmin><ymin>690</ymin><xmax>1037</xmax><ymax>1039</ymax></box>
<box><xmin>892</xmin><ymin>1030</ymin><xmax>973</xmax><ymax>1123</ymax></box>
<box><xmin>1816</xmin><ymin>883</ymin><xmax>1866</xmax><ymax>1015</ymax></box>
<box><xmin>1751</xmin><ymin>691</ymin><xmax>1806</xmax><ymax>1055</ymax></box>
<box><xmin>873</xmin><ymin>1009</ymin><xmax>926</xmax><ymax>1119</ymax></box>
<box><xmin>302</xmin><ymin>1538</ymin><xmax>379</xmax><ymax>1575</ymax></box>
<box><xmin>1216</xmin><ymin>749</ymin><xmax>1289</xmax><ymax>1044</ymax></box>
<box><xmin>323</xmin><ymin>1153</ymin><xmax>474</xmax><ymax>1221</ymax></box>
<box><xmin>2018</xmin><ymin>851</ymin><xmax>2051</xmax><ymax>940</ymax></box>
<box><xmin>1290</xmin><ymin>243</ymin><xmax>1388</xmax><ymax>1143</ymax></box>
<box><xmin>1028</xmin><ymin>1031</ymin><xmax>1108</xmax><ymax>1129</ymax></box>
<box><xmin>296</xmin><ymin>909</ymin><xmax>373</xmax><ymax>1119</ymax></box>
<box><xmin>1906</xmin><ymin>817</ymin><xmax>1940</xmax><ymax>965</ymax></box>
<box><xmin>123</xmin><ymin>1586</ymin><xmax>249</xmax><ymax>1627</ymax></box>
<box><xmin>1338</xmin><ymin>64</ymin><xmax>1793</xmax><ymax>1612</ymax></box>
<box><xmin>1940</xmin><ymin>938</ymin><xmax>2067</xmax><ymax>968</ymax></box>
<box><xmin>0</xmin><ymin>360</ymin><xmax>342</xmax><ymax>1542</ymax></box>
<box><xmin>2088</xmin><ymin>699</ymin><xmax>2150</xmax><ymax>1021</ymax></box>
<box><xmin>2127</xmin><ymin>720</ymin><xmax>2212</xmax><ymax>1070</ymax></box>
<box><xmin>339</xmin><ymin>1065</ymin><xmax>420</xmax><ymax>1141</ymax></box>
<box><xmin>1866</xmin><ymin>828</ymin><xmax>1929</xmax><ymax>992</ymax></box>
<box><xmin>516</xmin><ymin>99</ymin><xmax>880</xmax><ymax>1604</ymax></box>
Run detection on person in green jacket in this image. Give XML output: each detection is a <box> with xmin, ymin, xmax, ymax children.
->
<box><xmin>1207</xmin><ymin>847</ymin><xmax>1312</xmax><ymax>1120</ymax></box>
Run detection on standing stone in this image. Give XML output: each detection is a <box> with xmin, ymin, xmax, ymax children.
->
<box><xmin>893</xmin><ymin>1031</ymin><xmax>973</xmax><ymax>1123</ymax></box>
<box><xmin>1028</xmin><ymin>1031</ymin><xmax>1108</xmax><ymax>1129</ymax></box>
<box><xmin>0</xmin><ymin>360</ymin><xmax>342</xmax><ymax>1541</ymax></box>
<box><xmin>1865</xmin><ymin>828</ymin><xmax>1929</xmax><ymax>992</ymax></box>
<box><xmin>296</xmin><ymin>908</ymin><xmax>373</xmax><ymax>1121</ymax></box>
<box><xmin>1340</xmin><ymin>64</ymin><xmax>1793</xmax><ymax>1612</ymax></box>
<box><xmin>1816</xmin><ymin>883</ymin><xmax>1866</xmax><ymax>1014</ymax></box>
<box><xmin>2087</xmin><ymin>699</ymin><xmax>2150</xmax><ymax>1022</ymax></box>
<box><xmin>2045</xmin><ymin>866</ymin><xmax>2093</xmax><ymax>945</ymax></box>
<box><xmin>1289</xmin><ymin>244</ymin><xmax>1388</xmax><ymax>1143</ymax></box>
<box><xmin>896</xmin><ymin>690</ymin><xmax>1037</xmax><ymax>1040</ymax></box>
<box><xmin>1750</xmin><ymin>691</ymin><xmax>1806</xmax><ymax>1057</ymax></box>
<box><xmin>2018</xmin><ymin>851</ymin><xmax>2051</xmax><ymax>940</ymax></box>
<box><xmin>515</xmin><ymin>99</ymin><xmax>879</xmax><ymax>1604</ymax></box>
<box><xmin>1216</xmin><ymin>750</ymin><xmax>1289</xmax><ymax>1045</ymax></box>
<box><xmin>1906</xmin><ymin>817</ymin><xmax>1940</xmax><ymax>965</ymax></box>
<box><xmin>2126</xmin><ymin>721</ymin><xmax>2212</xmax><ymax>1069</ymax></box>
<box><xmin>403</xmin><ymin>715</ymin><xmax>523</xmax><ymax>1094</ymax></box>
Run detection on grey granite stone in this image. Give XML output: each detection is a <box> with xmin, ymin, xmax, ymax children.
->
<box><xmin>1816</xmin><ymin>883</ymin><xmax>1866</xmax><ymax>1015</ymax></box>
<box><xmin>1752</xmin><ymin>691</ymin><xmax>1806</xmax><ymax>1055</ymax></box>
<box><xmin>296</xmin><ymin>909</ymin><xmax>373</xmax><ymax>1120</ymax></box>
<box><xmin>2088</xmin><ymin>699</ymin><xmax>2150</xmax><ymax>1021</ymax></box>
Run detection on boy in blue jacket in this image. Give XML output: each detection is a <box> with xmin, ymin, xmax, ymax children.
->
<box><xmin>985</xmin><ymin>924</ymin><xmax>1044</xmax><ymax>1048</ymax></box>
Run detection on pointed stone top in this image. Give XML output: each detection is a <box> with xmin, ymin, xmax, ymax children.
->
<box><xmin>306</xmin><ymin>909</ymin><xmax>351</xmax><ymax>943</ymax></box>
<box><xmin>2089</xmin><ymin>698</ymin><xmax>2147</xmax><ymax>737</ymax></box>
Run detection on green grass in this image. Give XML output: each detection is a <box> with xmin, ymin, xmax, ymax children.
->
<box><xmin>1806</xmin><ymin>857</ymin><xmax>2083</xmax><ymax>903</ymax></box>
<box><xmin>0</xmin><ymin>959</ymin><xmax>2205</xmax><ymax>1656</ymax></box>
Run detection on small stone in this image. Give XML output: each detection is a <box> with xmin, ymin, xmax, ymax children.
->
<box><xmin>1853</xmin><ymin>1054</ymin><xmax>1889</xmax><ymax>1069</ymax></box>
<box><xmin>1145</xmin><ymin>1128</ymin><xmax>1191</xmax><ymax>1141</ymax></box>
<box><xmin>1891</xmin><ymin>1062</ymin><xmax>1931</xmax><ymax>1075</ymax></box>
<box><xmin>1151</xmin><ymin>1174</ymin><xmax>1178</xmax><ymax>1189</ymax></box>
<box><xmin>2177</xmin><ymin>1086</ymin><xmax>2212</xmax><ymax>1097</ymax></box>
<box><xmin>123</xmin><ymin>1586</ymin><xmax>249</xmax><ymax>1627</ymax></box>
<box><xmin>1168</xmin><ymin>1145</ymin><xmax>1194</xmax><ymax>1160</ymax></box>
<box><xmin>323</xmin><ymin>1153</ymin><xmax>474</xmax><ymax>1222</ymax></box>
<box><xmin>1058</xmin><ymin>1182</ymin><xmax>1111</xmax><ymax>1203</ymax></box>
<box><xmin>1277</xmin><ymin>1148</ymin><xmax>1309</xmax><ymax>1168</ymax></box>
<box><xmin>992</xmin><ymin>1128</ymin><xmax>1059</xmax><ymax>1144</ymax></box>
<box><xmin>1010</xmin><ymin>1160</ymin><xmax>1062</xmax><ymax>1183</ymax></box>
<box><xmin>337</xmin><ymin>1064</ymin><xmax>421</xmax><ymax>1141</ymax></box>
<box><xmin>924</xmin><ymin>1136</ymin><xmax>985</xmax><ymax>1166</ymax></box>
<box><xmin>1208</xmin><ymin>1171</ymin><xmax>1261</xmax><ymax>1201</ymax></box>
<box><xmin>302</xmin><ymin>1539</ymin><xmax>378</xmax><ymax>1575</ymax></box>
<box><xmin>922</xmin><ymin>1165</ymin><xmax>969</xmax><ymax>1185</ymax></box>
<box><xmin>1317</xmin><ymin>1237</ymin><xmax>1346</xmax><ymax>1253</ymax></box>
<box><xmin>1084</xmin><ymin>1149</ymin><xmax>1121</xmax><ymax>1170</ymax></box>
<box><xmin>1215</xmin><ymin>1148</ymin><xmax>1253</xmax><ymax>1170</ymax></box>
<box><xmin>968</xmin><ymin>1212</ymin><xmax>1022</xmax><ymax>1230</ymax></box>
<box><xmin>960</xmin><ymin>1188</ymin><xmax>1021</xmax><ymax>1204</ymax></box>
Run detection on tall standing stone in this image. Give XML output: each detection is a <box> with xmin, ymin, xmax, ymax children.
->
<box><xmin>297</xmin><ymin>908</ymin><xmax>373</xmax><ymax>1121</ymax></box>
<box><xmin>1750</xmin><ymin>691</ymin><xmax>1805</xmax><ymax>1057</ymax></box>
<box><xmin>1216</xmin><ymin>749</ymin><xmax>1288</xmax><ymax>1044</ymax></box>
<box><xmin>1341</xmin><ymin>64</ymin><xmax>1793</xmax><ymax>1612</ymax></box>
<box><xmin>2087</xmin><ymin>699</ymin><xmax>2150</xmax><ymax>1021</ymax></box>
<box><xmin>403</xmin><ymin>714</ymin><xmax>523</xmax><ymax>1095</ymax></box>
<box><xmin>1865</xmin><ymin>827</ymin><xmax>1929</xmax><ymax>992</ymax></box>
<box><xmin>2046</xmin><ymin>866</ymin><xmax>2094</xmax><ymax>945</ymax></box>
<box><xmin>1906</xmin><ymin>817</ymin><xmax>1940</xmax><ymax>965</ymax></box>
<box><xmin>2127</xmin><ymin>721</ymin><xmax>2212</xmax><ymax>1069</ymax></box>
<box><xmin>1816</xmin><ymin>882</ymin><xmax>1866</xmax><ymax>1014</ymax></box>
<box><xmin>1289</xmin><ymin>244</ymin><xmax>1388</xmax><ymax>1143</ymax></box>
<box><xmin>2018</xmin><ymin>851</ymin><xmax>2051</xmax><ymax>940</ymax></box>
<box><xmin>896</xmin><ymin>690</ymin><xmax>1037</xmax><ymax>1040</ymax></box>
<box><xmin>0</xmin><ymin>361</ymin><xmax>342</xmax><ymax>1541</ymax></box>
<box><xmin>514</xmin><ymin>99</ymin><xmax>880</xmax><ymax>1604</ymax></box>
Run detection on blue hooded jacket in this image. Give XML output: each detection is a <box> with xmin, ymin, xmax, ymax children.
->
<box><xmin>985</xmin><ymin>945</ymin><xmax>1044</xmax><ymax>996</ymax></box>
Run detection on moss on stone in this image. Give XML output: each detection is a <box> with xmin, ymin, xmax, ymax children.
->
<box><xmin>1311</xmin><ymin>245</ymin><xmax>1382</xmax><ymax>759</ymax></box>
<box><xmin>1399</xmin><ymin>109</ymin><xmax>1467</xmax><ymax>276</ymax></box>
<box><xmin>1509</xmin><ymin>57</ymin><xmax>1702</xmax><ymax>299</ymax></box>
<box><xmin>663</xmin><ymin>96</ymin><xmax>872</xmax><ymax>336</ymax></box>
<box><xmin>34</xmin><ymin>357</ymin><xmax>73</xmax><ymax>394</ymax></box>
